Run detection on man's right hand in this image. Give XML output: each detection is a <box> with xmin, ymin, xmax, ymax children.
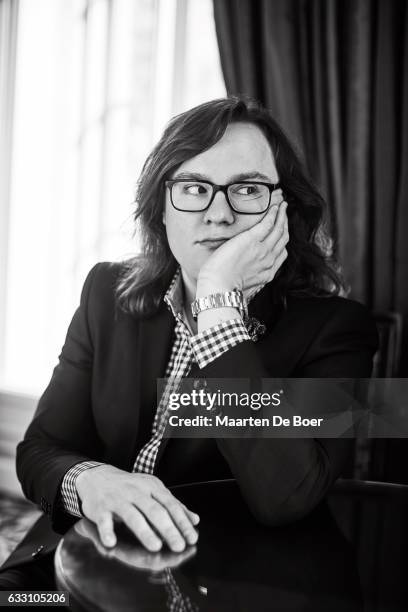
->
<box><xmin>74</xmin><ymin>519</ymin><xmax>197</xmax><ymax>571</ymax></box>
<box><xmin>75</xmin><ymin>464</ymin><xmax>200</xmax><ymax>552</ymax></box>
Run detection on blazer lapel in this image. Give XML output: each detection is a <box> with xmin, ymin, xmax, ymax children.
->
<box><xmin>133</xmin><ymin>305</ymin><xmax>175</xmax><ymax>461</ymax></box>
<box><xmin>103</xmin><ymin>303</ymin><xmax>174</xmax><ymax>472</ymax></box>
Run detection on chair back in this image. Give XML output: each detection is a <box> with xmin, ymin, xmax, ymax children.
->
<box><xmin>371</xmin><ymin>312</ymin><xmax>403</xmax><ymax>377</ymax></box>
<box><xmin>352</xmin><ymin>311</ymin><xmax>403</xmax><ymax>480</ymax></box>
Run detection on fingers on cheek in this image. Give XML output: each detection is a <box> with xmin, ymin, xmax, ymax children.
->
<box><xmin>271</xmin><ymin>192</ymin><xmax>283</xmax><ymax>205</ymax></box>
<box><xmin>280</xmin><ymin>202</ymin><xmax>288</xmax><ymax>222</ymax></box>
<box><xmin>275</xmin><ymin>219</ymin><xmax>289</xmax><ymax>246</ymax></box>
<box><xmin>263</xmin><ymin>206</ymin><xmax>279</xmax><ymax>234</ymax></box>
<box><xmin>280</xmin><ymin>229</ymin><xmax>290</xmax><ymax>248</ymax></box>
<box><xmin>270</xmin><ymin>247</ymin><xmax>288</xmax><ymax>279</ymax></box>
<box><xmin>270</xmin><ymin>207</ymin><xmax>287</xmax><ymax>241</ymax></box>
<box><xmin>267</xmin><ymin>228</ymin><xmax>285</xmax><ymax>254</ymax></box>
<box><xmin>278</xmin><ymin>249</ymin><xmax>288</xmax><ymax>269</ymax></box>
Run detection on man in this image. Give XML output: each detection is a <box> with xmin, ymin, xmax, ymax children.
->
<box><xmin>0</xmin><ymin>97</ymin><xmax>378</xmax><ymax>589</ymax></box>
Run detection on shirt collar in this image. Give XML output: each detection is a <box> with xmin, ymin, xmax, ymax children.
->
<box><xmin>164</xmin><ymin>267</ymin><xmax>186</xmax><ymax>322</ymax></box>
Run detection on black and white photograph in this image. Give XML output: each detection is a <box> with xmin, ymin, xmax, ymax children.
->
<box><xmin>0</xmin><ymin>0</ymin><xmax>407</xmax><ymax>610</ymax></box>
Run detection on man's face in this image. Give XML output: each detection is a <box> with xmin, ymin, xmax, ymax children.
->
<box><xmin>163</xmin><ymin>121</ymin><xmax>279</xmax><ymax>286</ymax></box>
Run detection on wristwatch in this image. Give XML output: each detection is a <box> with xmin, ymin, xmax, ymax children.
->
<box><xmin>191</xmin><ymin>289</ymin><xmax>247</xmax><ymax>320</ymax></box>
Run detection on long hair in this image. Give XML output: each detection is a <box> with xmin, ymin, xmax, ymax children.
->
<box><xmin>116</xmin><ymin>96</ymin><xmax>345</xmax><ymax>317</ymax></box>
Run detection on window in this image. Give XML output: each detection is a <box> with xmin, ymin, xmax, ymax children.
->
<box><xmin>1</xmin><ymin>0</ymin><xmax>225</xmax><ymax>394</ymax></box>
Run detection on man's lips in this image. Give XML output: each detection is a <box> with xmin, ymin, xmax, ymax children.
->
<box><xmin>196</xmin><ymin>238</ymin><xmax>230</xmax><ymax>245</ymax></box>
<box><xmin>197</xmin><ymin>239</ymin><xmax>228</xmax><ymax>249</ymax></box>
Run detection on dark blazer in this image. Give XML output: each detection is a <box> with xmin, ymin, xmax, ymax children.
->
<box><xmin>1</xmin><ymin>262</ymin><xmax>378</xmax><ymax>572</ymax></box>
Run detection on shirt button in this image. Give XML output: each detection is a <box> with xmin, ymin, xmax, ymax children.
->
<box><xmin>32</xmin><ymin>545</ymin><xmax>44</xmax><ymax>557</ymax></box>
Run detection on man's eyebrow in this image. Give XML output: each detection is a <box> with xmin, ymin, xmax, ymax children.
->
<box><xmin>171</xmin><ymin>171</ymin><xmax>275</xmax><ymax>182</ymax></box>
<box><xmin>229</xmin><ymin>171</ymin><xmax>275</xmax><ymax>182</ymax></box>
<box><xmin>172</xmin><ymin>172</ymin><xmax>211</xmax><ymax>181</ymax></box>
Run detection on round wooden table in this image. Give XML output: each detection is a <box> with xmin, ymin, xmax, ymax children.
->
<box><xmin>55</xmin><ymin>479</ymin><xmax>408</xmax><ymax>611</ymax></box>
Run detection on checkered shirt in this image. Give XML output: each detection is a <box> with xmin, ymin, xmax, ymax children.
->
<box><xmin>60</xmin><ymin>267</ymin><xmax>251</xmax><ymax>516</ymax></box>
<box><xmin>163</xmin><ymin>568</ymin><xmax>198</xmax><ymax>611</ymax></box>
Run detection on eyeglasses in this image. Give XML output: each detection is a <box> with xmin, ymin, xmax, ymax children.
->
<box><xmin>165</xmin><ymin>179</ymin><xmax>279</xmax><ymax>214</ymax></box>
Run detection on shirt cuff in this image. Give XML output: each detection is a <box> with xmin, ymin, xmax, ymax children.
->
<box><xmin>190</xmin><ymin>318</ymin><xmax>251</xmax><ymax>369</ymax></box>
<box><xmin>60</xmin><ymin>461</ymin><xmax>104</xmax><ymax>517</ymax></box>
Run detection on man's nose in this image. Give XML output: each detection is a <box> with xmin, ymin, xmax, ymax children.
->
<box><xmin>202</xmin><ymin>190</ymin><xmax>235</xmax><ymax>224</ymax></box>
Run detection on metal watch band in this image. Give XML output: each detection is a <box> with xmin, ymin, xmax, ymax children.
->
<box><xmin>191</xmin><ymin>290</ymin><xmax>247</xmax><ymax>320</ymax></box>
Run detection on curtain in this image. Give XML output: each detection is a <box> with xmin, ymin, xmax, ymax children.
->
<box><xmin>213</xmin><ymin>0</ymin><xmax>408</xmax><ymax>374</ymax></box>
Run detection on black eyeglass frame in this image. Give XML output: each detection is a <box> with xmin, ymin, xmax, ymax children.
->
<box><xmin>165</xmin><ymin>179</ymin><xmax>280</xmax><ymax>215</ymax></box>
